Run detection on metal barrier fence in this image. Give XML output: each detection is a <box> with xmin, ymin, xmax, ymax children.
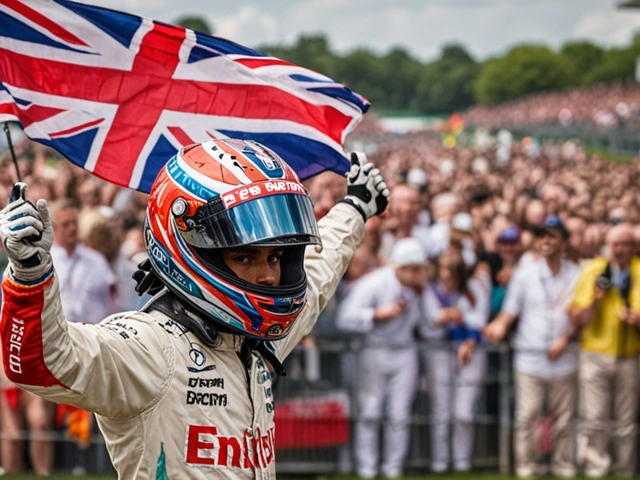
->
<box><xmin>5</xmin><ymin>340</ymin><xmax>635</xmax><ymax>476</ymax></box>
<box><xmin>276</xmin><ymin>340</ymin><xmax>514</xmax><ymax>476</ymax></box>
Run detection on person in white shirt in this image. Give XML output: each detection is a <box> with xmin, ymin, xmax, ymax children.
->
<box><xmin>484</xmin><ymin>215</ymin><xmax>580</xmax><ymax>478</ymax></box>
<box><xmin>49</xmin><ymin>199</ymin><xmax>116</xmax><ymax>324</ymax></box>
<box><xmin>337</xmin><ymin>238</ymin><xmax>428</xmax><ymax>479</ymax></box>
<box><xmin>419</xmin><ymin>251</ymin><xmax>491</xmax><ymax>473</ymax></box>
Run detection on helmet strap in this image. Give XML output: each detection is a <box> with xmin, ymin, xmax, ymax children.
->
<box><xmin>143</xmin><ymin>290</ymin><xmax>220</xmax><ymax>348</ymax></box>
<box><xmin>245</xmin><ymin>339</ymin><xmax>287</xmax><ymax>378</ymax></box>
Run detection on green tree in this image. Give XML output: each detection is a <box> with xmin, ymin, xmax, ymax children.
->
<box><xmin>335</xmin><ymin>49</ymin><xmax>387</xmax><ymax>106</ymax></box>
<box><xmin>440</xmin><ymin>43</ymin><xmax>475</xmax><ymax>64</ymax></box>
<box><xmin>376</xmin><ymin>48</ymin><xmax>422</xmax><ymax>111</ymax></box>
<box><xmin>413</xmin><ymin>43</ymin><xmax>479</xmax><ymax>114</ymax></box>
<box><xmin>583</xmin><ymin>48</ymin><xmax>637</xmax><ymax>85</ymax></box>
<box><xmin>561</xmin><ymin>40</ymin><xmax>604</xmax><ymax>84</ymax></box>
<box><xmin>475</xmin><ymin>45</ymin><xmax>572</xmax><ymax>104</ymax></box>
<box><xmin>174</xmin><ymin>15</ymin><xmax>213</xmax><ymax>34</ymax></box>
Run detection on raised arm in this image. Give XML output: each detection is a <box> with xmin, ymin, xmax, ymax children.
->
<box><xmin>0</xmin><ymin>184</ymin><xmax>172</xmax><ymax>418</ymax></box>
<box><xmin>275</xmin><ymin>153</ymin><xmax>389</xmax><ymax>359</ymax></box>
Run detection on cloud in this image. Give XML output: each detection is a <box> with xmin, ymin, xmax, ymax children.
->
<box><xmin>570</xmin><ymin>11</ymin><xmax>640</xmax><ymax>46</ymax></box>
<box><xmin>208</xmin><ymin>6</ymin><xmax>278</xmax><ymax>47</ymax></box>
<box><xmin>81</xmin><ymin>0</ymin><xmax>640</xmax><ymax>61</ymax></box>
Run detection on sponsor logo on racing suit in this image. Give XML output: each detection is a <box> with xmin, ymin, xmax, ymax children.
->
<box><xmin>185</xmin><ymin>424</ymin><xmax>275</xmax><ymax>469</ymax></box>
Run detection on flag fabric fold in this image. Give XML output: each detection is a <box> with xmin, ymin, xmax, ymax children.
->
<box><xmin>0</xmin><ymin>0</ymin><xmax>369</xmax><ymax>191</ymax></box>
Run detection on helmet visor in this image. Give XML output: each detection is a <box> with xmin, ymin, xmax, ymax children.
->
<box><xmin>181</xmin><ymin>194</ymin><xmax>321</xmax><ymax>249</ymax></box>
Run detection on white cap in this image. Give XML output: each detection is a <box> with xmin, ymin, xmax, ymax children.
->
<box><xmin>472</xmin><ymin>157</ymin><xmax>489</xmax><ymax>174</ymax></box>
<box><xmin>439</xmin><ymin>158</ymin><xmax>456</xmax><ymax>175</ymax></box>
<box><xmin>390</xmin><ymin>238</ymin><xmax>427</xmax><ymax>267</ymax></box>
<box><xmin>452</xmin><ymin>212</ymin><xmax>473</xmax><ymax>233</ymax></box>
<box><xmin>407</xmin><ymin>168</ymin><xmax>428</xmax><ymax>189</ymax></box>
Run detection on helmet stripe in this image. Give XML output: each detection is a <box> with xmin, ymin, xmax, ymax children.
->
<box><xmin>175</xmin><ymin>154</ymin><xmax>235</xmax><ymax>195</ymax></box>
<box><xmin>204</xmin><ymin>141</ymin><xmax>254</xmax><ymax>185</ymax></box>
<box><xmin>226</xmin><ymin>141</ymin><xmax>284</xmax><ymax>179</ymax></box>
<box><xmin>167</xmin><ymin>159</ymin><xmax>218</xmax><ymax>200</ymax></box>
<box><xmin>171</xmin><ymin>218</ymin><xmax>264</xmax><ymax>331</ymax></box>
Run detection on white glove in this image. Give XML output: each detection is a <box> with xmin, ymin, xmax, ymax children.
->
<box><xmin>0</xmin><ymin>183</ymin><xmax>54</xmax><ymax>283</ymax></box>
<box><xmin>341</xmin><ymin>151</ymin><xmax>389</xmax><ymax>221</ymax></box>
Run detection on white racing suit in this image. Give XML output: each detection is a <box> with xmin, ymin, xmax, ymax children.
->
<box><xmin>0</xmin><ymin>203</ymin><xmax>363</xmax><ymax>480</ymax></box>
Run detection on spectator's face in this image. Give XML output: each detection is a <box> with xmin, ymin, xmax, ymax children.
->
<box><xmin>52</xmin><ymin>208</ymin><xmax>78</xmax><ymax>250</ymax></box>
<box><xmin>221</xmin><ymin>246</ymin><xmax>282</xmax><ymax>286</ymax></box>
<box><xmin>439</xmin><ymin>266</ymin><xmax>459</xmax><ymax>292</ymax></box>
<box><xmin>536</xmin><ymin>230</ymin><xmax>565</xmax><ymax>259</ymax></box>
<box><xmin>78</xmin><ymin>181</ymin><xmax>100</xmax><ymax>207</ymax></box>
<box><xmin>497</xmin><ymin>240</ymin><xmax>521</xmax><ymax>263</ymax></box>
<box><xmin>524</xmin><ymin>200</ymin><xmax>546</xmax><ymax>227</ymax></box>
<box><xmin>450</xmin><ymin>228</ymin><xmax>471</xmax><ymax>244</ymax></box>
<box><xmin>607</xmin><ymin>228</ymin><xmax>633</xmax><ymax>269</ymax></box>
<box><xmin>395</xmin><ymin>264</ymin><xmax>427</xmax><ymax>289</ymax></box>
<box><xmin>307</xmin><ymin>172</ymin><xmax>346</xmax><ymax>220</ymax></box>
<box><xmin>390</xmin><ymin>185</ymin><xmax>421</xmax><ymax>228</ymax></box>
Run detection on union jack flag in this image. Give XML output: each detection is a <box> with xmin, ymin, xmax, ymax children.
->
<box><xmin>0</xmin><ymin>0</ymin><xmax>369</xmax><ymax>192</ymax></box>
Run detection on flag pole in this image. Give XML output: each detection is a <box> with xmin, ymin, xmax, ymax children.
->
<box><xmin>3</xmin><ymin>122</ymin><xmax>21</xmax><ymax>183</ymax></box>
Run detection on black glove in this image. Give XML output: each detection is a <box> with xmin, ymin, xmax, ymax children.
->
<box><xmin>340</xmin><ymin>152</ymin><xmax>389</xmax><ymax>221</ymax></box>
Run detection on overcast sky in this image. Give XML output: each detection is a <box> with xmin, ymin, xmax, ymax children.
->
<box><xmin>88</xmin><ymin>0</ymin><xmax>640</xmax><ymax>61</ymax></box>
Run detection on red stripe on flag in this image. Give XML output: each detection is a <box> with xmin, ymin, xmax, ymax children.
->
<box><xmin>234</xmin><ymin>58</ymin><xmax>296</xmax><ymax>69</ymax></box>
<box><xmin>49</xmin><ymin>118</ymin><xmax>103</xmax><ymax>138</ymax></box>
<box><xmin>19</xmin><ymin>104</ymin><xmax>66</xmax><ymax>129</ymax></box>
<box><xmin>0</xmin><ymin>276</ymin><xmax>69</xmax><ymax>389</ymax></box>
<box><xmin>0</xmin><ymin>102</ymin><xmax>20</xmax><ymax>118</ymax></box>
<box><xmin>1</xmin><ymin>0</ymin><xmax>89</xmax><ymax>47</ymax></box>
<box><xmin>92</xmin><ymin>22</ymin><xmax>187</xmax><ymax>182</ymax></box>
<box><xmin>0</xmin><ymin>48</ymin><xmax>352</xmax><ymax>144</ymax></box>
<box><xmin>167</xmin><ymin>126</ymin><xmax>195</xmax><ymax>147</ymax></box>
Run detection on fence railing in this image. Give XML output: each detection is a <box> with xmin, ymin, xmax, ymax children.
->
<box><xmin>4</xmin><ymin>340</ymin><xmax>633</xmax><ymax>476</ymax></box>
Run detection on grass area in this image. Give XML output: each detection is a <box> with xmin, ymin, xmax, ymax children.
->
<box><xmin>582</xmin><ymin>144</ymin><xmax>635</xmax><ymax>163</ymax></box>
<box><xmin>1</xmin><ymin>473</ymin><xmax>631</xmax><ymax>480</ymax></box>
<box><xmin>2</xmin><ymin>476</ymin><xmax>115</xmax><ymax>480</ymax></box>
<box><xmin>320</xmin><ymin>476</ymin><xmax>630</xmax><ymax>480</ymax></box>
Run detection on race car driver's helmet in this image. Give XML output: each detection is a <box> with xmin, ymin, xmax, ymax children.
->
<box><xmin>144</xmin><ymin>139</ymin><xmax>321</xmax><ymax>340</ymax></box>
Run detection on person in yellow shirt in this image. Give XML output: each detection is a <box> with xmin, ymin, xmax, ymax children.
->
<box><xmin>572</xmin><ymin>223</ymin><xmax>640</xmax><ymax>477</ymax></box>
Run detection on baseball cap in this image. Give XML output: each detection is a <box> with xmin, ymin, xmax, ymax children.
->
<box><xmin>471</xmin><ymin>157</ymin><xmax>489</xmax><ymax>174</ymax></box>
<box><xmin>497</xmin><ymin>226</ymin><xmax>520</xmax><ymax>243</ymax></box>
<box><xmin>439</xmin><ymin>158</ymin><xmax>456</xmax><ymax>176</ymax></box>
<box><xmin>451</xmin><ymin>212</ymin><xmax>473</xmax><ymax>234</ymax></box>
<box><xmin>535</xmin><ymin>215</ymin><xmax>569</xmax><ymax>239</ymax></box>
<box><xmin>390</xmin><ymin>238</ymin><xmax>427</xmax><ymax>267</ymax></box>
<box><xmin>407</xmin><ymin>168</ymin><xmax>428</xmax><ymax>190</ymax></box>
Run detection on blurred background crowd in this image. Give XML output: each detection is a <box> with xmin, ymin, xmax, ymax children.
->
<box><xmin>463</xmin><ymin>81</ymin><xmax>640</xmax><ymax>130</ymax></box>
<box><xmin>3</xmin><ymin>74</ymin><xmax>640</xmax><ymax>477</ymax></box>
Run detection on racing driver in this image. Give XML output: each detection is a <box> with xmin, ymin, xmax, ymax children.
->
<box><xmin>0</xmin><ymin>139</ymin><xmax>389</xmax><ymax>479</ymax></box>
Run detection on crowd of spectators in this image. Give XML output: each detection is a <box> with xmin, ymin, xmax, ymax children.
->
<box><xmin>2</xmin><ymin>126</ymin><xmax>640</xmax><ymax>477</ymax></box>
<box><xmin>304</xmin><ymin>130</ymin><xmax>640</xmax><ymax>478</ymax></box>
<box><xmin>463</xmin><ymin>81</ymin><xmax>640</xmax><ymax>129</ymax></box>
